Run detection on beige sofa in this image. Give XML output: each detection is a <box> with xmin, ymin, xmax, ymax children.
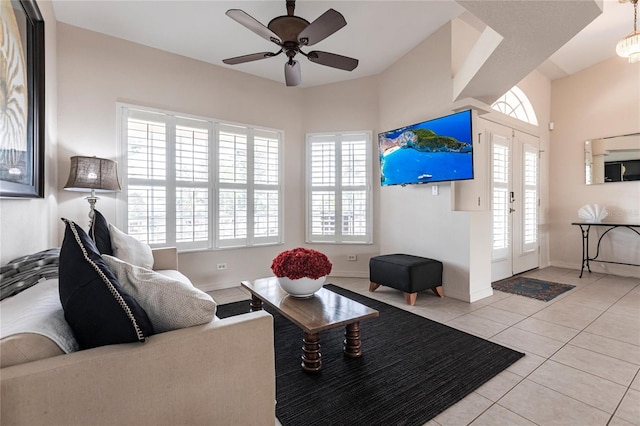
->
<box><xmin>0</xmin><ymin>248</ymin><xmax>276</xmax><ymax>426</ymax></box>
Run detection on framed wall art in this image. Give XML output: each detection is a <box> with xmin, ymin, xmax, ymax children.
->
<box><xmin>0</xmin><ymin>0</ymin><xmax>45</xmax><ymax>198</ymax></box>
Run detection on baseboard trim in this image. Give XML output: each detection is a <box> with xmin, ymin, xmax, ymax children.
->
<box><xmin>469</xmin><ymin>287</ymin><xmax>494</xmax><ymax>303</ymax></box>
<box><xmin>196</xmin><ymin>271</ymin><xmax>371</xmax><ymax>293</ymax></box>
<box><xmin>329</xmin><ymin>270</ymin><xmax>369</xmax><ymax>279</ymax></box>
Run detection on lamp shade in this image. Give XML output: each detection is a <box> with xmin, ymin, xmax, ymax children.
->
<box><xmin>64</xmin><ymin>156</ymin><xmax>121</xmax><ymax>192</ymax></box>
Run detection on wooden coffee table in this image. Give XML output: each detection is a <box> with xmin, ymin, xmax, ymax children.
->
<box><xmin>241</xmin><ymin>277</ymin><xmax>379</xmax><ymax>373</ymax></box>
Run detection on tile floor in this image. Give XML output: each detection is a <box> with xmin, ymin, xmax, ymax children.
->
<box><xmin>209</xmin><ymin>267</ymin><xmax>640</xmax><ymax>426</ymax></box>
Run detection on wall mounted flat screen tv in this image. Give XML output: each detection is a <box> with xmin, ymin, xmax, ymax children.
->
<box><xmin>378</xmin><ymin>109</ymin><xmax>474</xmax><ymax>186</ymax></box>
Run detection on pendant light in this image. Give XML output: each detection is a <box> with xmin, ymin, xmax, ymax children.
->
<box><xmin>616</xmin><ymin>0</ymin><xmax>640</xmax><ymax>63</ymax></box>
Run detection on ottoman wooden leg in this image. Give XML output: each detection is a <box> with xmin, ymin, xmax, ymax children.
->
<box><xmin>404</xmin><ymin>292</ymin><xmax>417</xmax><ymax>305</ymax></box>
<box><xmin>369</xmin><ymin>282</ymin><xmax>381</xmax><ymax>292</ymax></box>
<box><xmin>432</xmin><ymin>286</ymin><xmax>444</xmax><ymax>297</ymax></box>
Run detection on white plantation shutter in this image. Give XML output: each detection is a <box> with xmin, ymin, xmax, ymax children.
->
<box><xmin>492</xmin><ymin>141</ymin><xmax>510</xmax><ymax>260</ymax></box>
<box><xmin>306</xmin><ymin>132</ymin><xmax>372</xmax><ymax>243</ymax></box>
<box><xmin>311</xmin><ymin>191</ymin><xmax>336</xmax><ymax>236</ymax></box>
<box><xmin>216</xmin><ymin>125</ymin><xmax>281</xmax><ymax>248</ymax></box>
<box><xmin>176</xmin><ymin>187</ymin><xmax>208</xmax><ymax>243</ymax></box>
<box><xmin>127</xmin><ymin>185</ymin><xmax>166</xmax><ymax>244</ymax></box>
<box><xmin>120</xmin><ymin>104</ymin><xmax>282</xmax><ymax>250</ymax></box>
<box><xmin>218</xmin><ymin>188</ymin><xmax>247</xmax><ymax>240</ymax></box>
<box><xmin>522</xmin><ymin>147</ymin><xmax>538</xmax><ymax>250</ymax></box>
<box><xmin>125</xmin><ymin>110</ymin><xmax>169</xmax><ymax>245</ymax></box>
<box><xmin>175</xmin><ymin>119</ymin><xmax>210</xmax><ymax>246</ymax></box>
<box><xmin>176</xmin><ymin>124</ymin><xmax>208</xmax><ymax>182</ymax></box>
<box><xmin>253</xmin><ymin>133</ymin><xmax>280</xmax><ymax>239</ymax></box>
<box><xmin>341</xmin><ymin>138</ymin><xmax>368</xmax><ymax>237</ymax></box>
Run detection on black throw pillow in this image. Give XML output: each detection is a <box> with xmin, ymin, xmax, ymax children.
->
<box><xmin>89</xmin><ymin>209</ymin><xmax>113</xmax><ymax>255</ymax></box>
<box><xmin>59</xmin><ymin>218</ymin><xmax>154</xmax><ymax>350</ymax></box>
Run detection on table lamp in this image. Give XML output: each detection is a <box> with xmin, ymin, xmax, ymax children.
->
<box><xmin>64</xmin><ymin>156</ymin><xmax>121</xmax><ymax>220</ymax></box>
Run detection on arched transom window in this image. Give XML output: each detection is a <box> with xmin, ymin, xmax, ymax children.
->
<box><xmin>491</xmin><ymin>86</ymin><xmax>538</xmax><ymax>126</ymax></box>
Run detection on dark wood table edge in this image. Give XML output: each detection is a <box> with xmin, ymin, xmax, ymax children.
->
<box><xmin>241</xmin><ymin>280</ymin><xmax>379</xmax><ymax>373</ymax></box>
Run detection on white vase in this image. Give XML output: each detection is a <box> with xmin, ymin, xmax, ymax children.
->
<box><xmin>277</xmin><ymin>276</ymin><xmax>326</xmax><ymax>298</ymax></box>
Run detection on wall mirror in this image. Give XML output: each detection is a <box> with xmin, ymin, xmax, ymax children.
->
<box><xmin>584</xmin><ymin>133</ymin><xmax>640</xmax><ymax>184</ymax></box>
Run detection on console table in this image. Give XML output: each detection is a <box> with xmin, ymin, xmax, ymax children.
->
<box><xmin>571</xmin><ymin>222</ymin><xmax>640</xmax><ymax>277</ymax></box>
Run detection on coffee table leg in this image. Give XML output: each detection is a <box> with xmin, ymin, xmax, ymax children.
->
<box><xmin>301</xmin><ymin>332</ymin><xmax>322</xmax><ymax>373</ymax></box>
<box><xmin>250</xmin><ymin>294</ymin><xmax>263</xmax><ymax>312</ymax></box>
<box><xmin>344</xmin><ymin>322</ymin><xmax>362</xmax><ymax>358</ymax></box>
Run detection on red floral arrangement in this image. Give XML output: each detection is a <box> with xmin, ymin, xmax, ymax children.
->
<box><xmin>271</xmin><ymin>247</ymin><xmax>332</xmax><ymax>280</ymax></box>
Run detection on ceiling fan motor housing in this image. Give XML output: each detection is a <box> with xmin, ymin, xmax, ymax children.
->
<box><xmin>268</xmin><ymin>16</ymin><xmax>310</xmax><ymax>44</ymax></box>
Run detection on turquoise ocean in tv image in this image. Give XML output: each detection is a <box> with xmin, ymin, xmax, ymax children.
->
<box><xmin>381</xmin><ymin>150</ymin><xmax>473</xmax><ymax>185</ymax></box>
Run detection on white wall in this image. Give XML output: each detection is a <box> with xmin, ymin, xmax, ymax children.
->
<box><xmin>56</xmin><ymin>22</ymin><xmax>489</xmax><ymax>296</ymax></box>
<box><xmin>301</xmin><ymin>76</ymin><xmax>381</xmax><ymax>277</ymax></box>
<box><xmin>56</xmin><ymin>23</ymin><xmax>305</xmax><ymax>289</ymax></box>
<box><xmin>0</xmin><ymin>0</ymin><xmax>58</xmax><ymax>264</ymax></box>
<box><xmin>550</xmin><ymin>57</ymin><xmax>640</xmax><ymax>277</ymax></box>
<box><xmin>7</xmin><ymin>7</ymin><xmax>604</xmax><ymax>299</ymax></box>
<box><xmin>55</xmin><ymin>23</ymin><xmax>383</xmax><ymax>289</ymax></box>
<box><xmin>376</xmin><ymin>24</ymin><xmax>478</xmax><ymax>300</ymax></box>
<box><xmin>519</xmin><ymin>70</ymin><xmax>552</xmax><ymax>268</ymax></box>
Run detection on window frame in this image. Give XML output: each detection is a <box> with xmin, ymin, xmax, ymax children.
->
<box><xmin>305</xmin><ymin>131</ymin><xmax>373</xmax><ymax>244</ymax></box>
<box><xmin>117</xmin><ymin>103</ymin><xmax>283</xmax><ymax>251</ymax></box>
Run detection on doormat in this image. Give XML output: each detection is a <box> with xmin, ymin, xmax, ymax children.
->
<box><xmin>217</xmin><ymin>284</ymin><xmax>524</xmax><ymax>426</ymax></box>
<box><xmin>492</xmin><ymin>276</ymin><xmax>575</xmax><ymax>301</ymax></box>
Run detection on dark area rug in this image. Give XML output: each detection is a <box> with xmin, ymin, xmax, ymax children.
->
<box><xmin>216</xmin><ymin>284</ymin><xmax>524</xmax><ymax>426</ymax></box>
<box><xmin>492</xmin><ymin>276</ymin><xmax>575</xmax><ymax>301</ymax></box>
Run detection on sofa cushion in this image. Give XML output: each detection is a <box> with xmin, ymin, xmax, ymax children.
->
<box><xmin>103</xmin><ymin>255</ymin><xmax>217</xmax><ymax>333</ymax></box>
<box><xmin>89</xmin><ymin>209</ymin><xmax>113</xmax><ymax>255</ymax></box>
<box><xmin>59</xmin><ymin>218</ymin><xmax>154</xmax><ymax>349</ymax></box>
<box><xmin>109</xmin><ymin>223</ymin><xmax>154</xmax><ymax>269</ymax></box>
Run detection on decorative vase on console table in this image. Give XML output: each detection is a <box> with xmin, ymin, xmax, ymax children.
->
<box><xmin>271</xmin><ymin>247</ymin><xmax>332</xmax><ymax>298</ymax></box>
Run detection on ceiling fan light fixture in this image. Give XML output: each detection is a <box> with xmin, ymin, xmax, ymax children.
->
<box><xmin>617</xmin><ymin>0</ymin><xmax>640</xmax><ymax>63</ymax></box>
<box><xmin>222</xmin><ymin>0</ymin><xmax>358</xmax><ymax>86</ymax></box>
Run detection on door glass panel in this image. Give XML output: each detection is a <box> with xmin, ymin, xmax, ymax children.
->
<box><xmin>492</xmin><ymin>142</ymin><xmax>510</xmax><ymax>260</ymax></box>
<box><xmin>523</xmin><ymin>148</ymin><xmax>538</xmax><ymax>250</ymax></box>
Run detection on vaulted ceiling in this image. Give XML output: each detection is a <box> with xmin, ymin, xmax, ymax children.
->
<box><xmin>51</xmin><ymin>0</ymin><xmax>628</xmax><ymax>94</ymax></box>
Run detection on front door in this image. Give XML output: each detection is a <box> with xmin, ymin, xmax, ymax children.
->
<box><xmin>488</xmin><ymin>120</ymin><xmax>539</xmax><ymax>281</ymax></box>
<box><xmin>512</xmin><ymin>130</ymin><xmax>539</xmax><ymax>275</ymax></box>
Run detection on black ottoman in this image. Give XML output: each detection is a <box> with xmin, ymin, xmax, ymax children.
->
<box><xmin>369</xmin><ymin>254</ymin><xmax>443</xmax><ymax>305</ymax></box>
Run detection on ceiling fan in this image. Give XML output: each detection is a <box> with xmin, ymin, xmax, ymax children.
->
<box><xmin>222</xmin><ymin>0</ymin><xmax>359</xmax><ymax>87</ymax></box>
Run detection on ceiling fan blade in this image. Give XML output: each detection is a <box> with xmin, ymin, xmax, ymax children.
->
<box><xmin>226</xmin><ymin>9</ymin><xmax>281</xmax><ymax>45</ymax></box>
<box><xmin>307</xmin><ymin>51</ymin><xmax>359</xmax><ymax>71</ymax></box>
<box><xmin>284</xmin><ymin>60</ymin><xmax>301</xmax><ymax>87</ymax></box>
<box><xmin>223</xmin><ymin>52</ymin><xmax>276</xmax><ymax>65</ymax></box>
<box><xmin>298</xmin><ymin>9</ymin><xmax>347</xmax><ymax>46</ymax></box>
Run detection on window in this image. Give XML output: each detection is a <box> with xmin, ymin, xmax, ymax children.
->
<box><xmin>491</xmin><ymin>86</ymin><xmax>538</xmax><ymax>126</ymax></box>
<box><xmin>492</xmin><ymin>141</ymin><xmax>510</xmax><ymax>260</ymax></box>
<box><xmin>522</xmin><ymin>147</ymin><xmax>538</xmax><ymax>250</ymax></box>
<box><xmin>306</xmin><ymin>132</ymin><xmax>372</xmax><ymax>244</ymax></box>
<box><xmin>119</xmin><ymin>104</ymin><xmax>282</xmax><ymax>250</ymax></box>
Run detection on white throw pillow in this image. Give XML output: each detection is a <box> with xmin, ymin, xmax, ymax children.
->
<box><xmin>109</xmin><ymin>224</ymin><xmax>154</xmax><ymax>270</ymax></box>
<box><xmin>103</xmin><ymin>255</ymin><xmax>217</xmax><ymax>333</ymax></box>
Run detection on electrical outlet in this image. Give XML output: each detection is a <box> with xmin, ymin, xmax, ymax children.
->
<box><xmin>432</xmin><ymin>185</ymin><xmax>439</xmax><ymax>196</ymax></box>
<box><xmin>347</xmin><ymin>255</ymin><xmax>357</xmax><ymax>261</ymax></box>
<box><xmin>217</xmin><ymin>263</ymin><xmax>227</xmax><ymax>270</ymax></box>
